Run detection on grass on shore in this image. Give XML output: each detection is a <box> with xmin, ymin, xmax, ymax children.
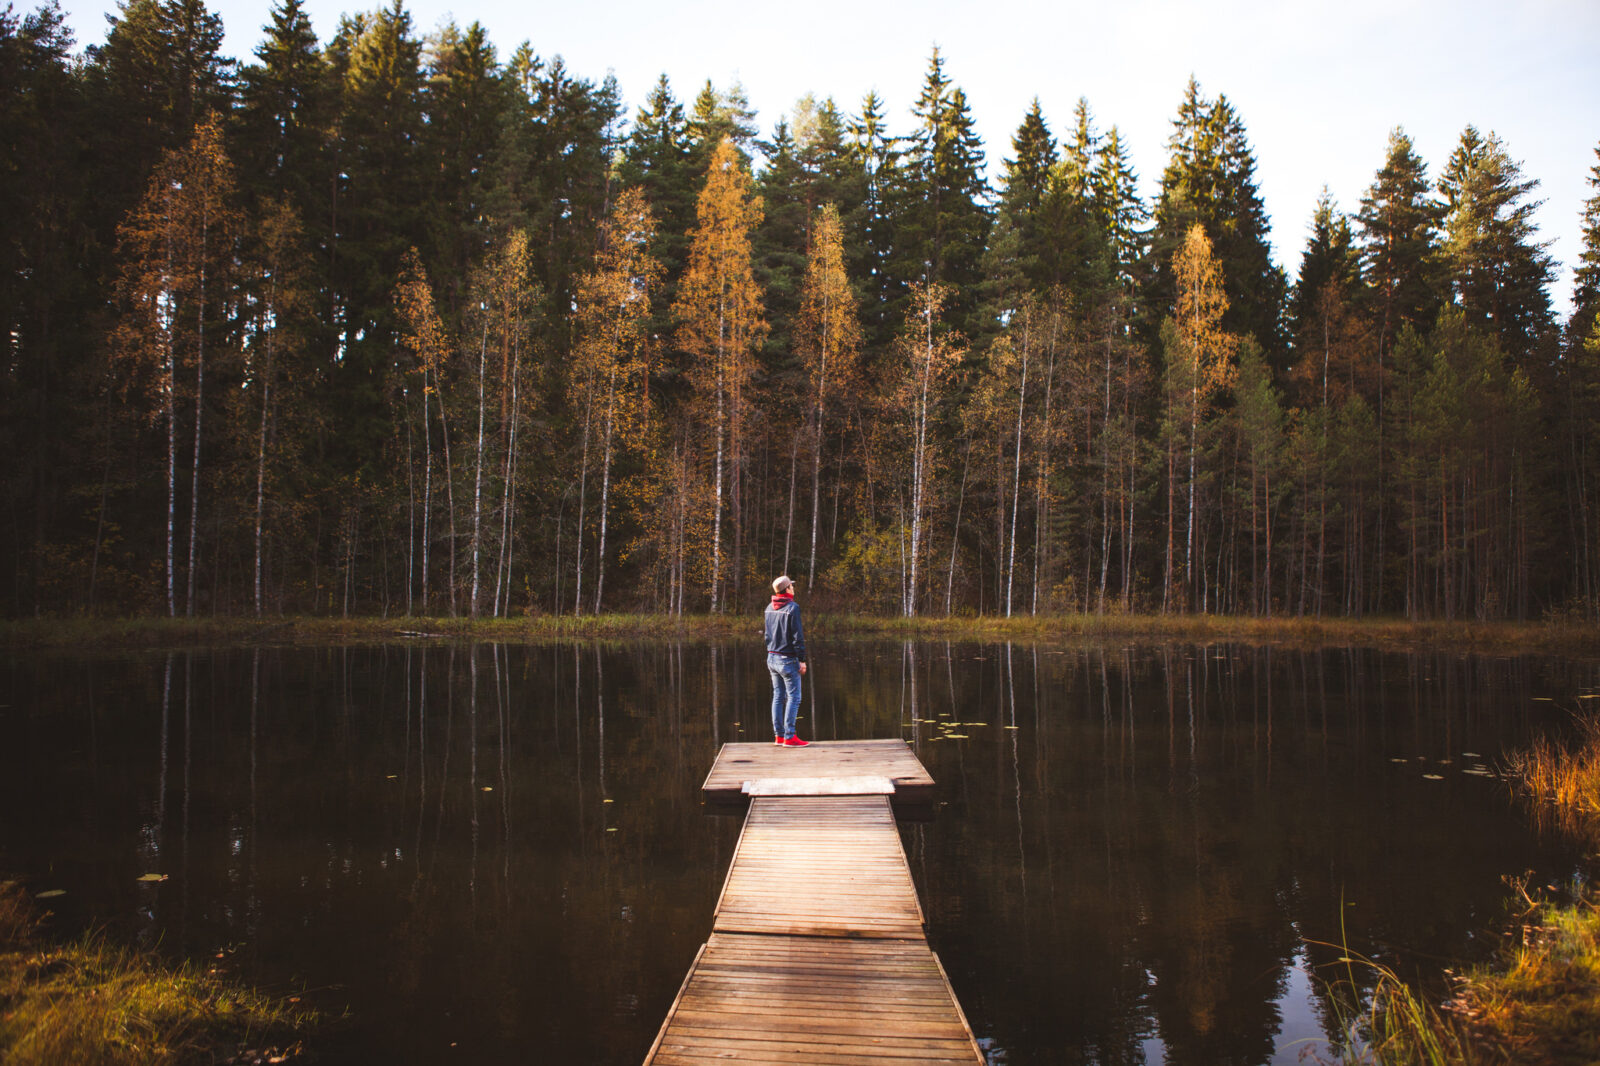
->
<box><xmin>1505</xmin><ymin>714</ymin><xmax>1600</xmax><ymax>837</ymax></box>
<box><xmin>1317</xmin><ymin>716</ymin><xmax>1600</xmax><ymax>1065</ymax></box>
<box><xmin>1319</xmin><ymin>894</ymin><xmax>1600</xmax><ymax>1066</ymax></box>
<box><xmin>2</xmin><ymin>609</ymin><xmax>1596</xmax><ymax>655</ymax></box>
<box><xmin>0</xmin><ymin>881</ymin><xmax>316</xmax><ymax>1065</ymax></box>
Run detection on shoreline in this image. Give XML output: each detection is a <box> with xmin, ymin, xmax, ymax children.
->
<box><xmin>1</xmin><ymin>611</ymin><xmax>1596</xmax><ymax>656</ymax></box>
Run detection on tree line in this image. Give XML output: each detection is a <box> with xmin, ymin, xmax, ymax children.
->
<box><xmin>4</xmin><ymin>0</ymin><xmax>1599</xmax><ymax>619</ymax></box>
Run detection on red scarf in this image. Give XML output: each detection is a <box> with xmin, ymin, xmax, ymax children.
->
<box><xmin>770</xmin><ymin>591</ymin><xmax>794</xmax><ymax>609</ymax></box>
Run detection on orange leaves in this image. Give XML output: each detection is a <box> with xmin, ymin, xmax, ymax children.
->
<box><xmin>674</xmin><ymin>137</ymin><xmax>767</xmax><ymax>389</ymax></box>
<box><xmin>395</xmin><ymin>248</ymin><xmax>450</xmax><ymax>379</ymax></box>
<box><xmin>1170</xmin><ymin>223</ymin><xmax>1236</xmax><ymax>401</ymax></box>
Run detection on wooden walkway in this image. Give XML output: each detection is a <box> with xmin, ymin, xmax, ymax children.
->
<box><xmin>643</xmin><ymin>743</ymin><xmax>982</xmax><ymax>1065</ymax></box>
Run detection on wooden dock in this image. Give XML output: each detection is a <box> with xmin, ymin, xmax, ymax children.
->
<box><xmin>643</xmin><ymin>742</ymin><xmax>982</xmax><ymax>1065</ymax></box>
<box><xmin>700</xmin><ymin>739</ymin><xmax>936</xmax><ymax>806</ymax></box>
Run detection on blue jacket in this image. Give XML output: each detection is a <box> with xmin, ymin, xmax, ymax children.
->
<box><xmin>763</xmin><ymin>597</ymin><xmax>807</xmax><ymax>661</ymax></box>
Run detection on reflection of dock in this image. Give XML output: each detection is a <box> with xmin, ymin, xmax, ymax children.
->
<box><xmin>643</xmin><ymin>742</ymin><xmax>982</xmax><ymax>1065</ymax></box>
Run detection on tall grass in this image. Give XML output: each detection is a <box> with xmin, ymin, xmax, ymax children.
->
<box><xmin>0</xmin><ymin>881</ymin><xmax>315</xmax><ymax>1065</ymax></box>
<box><xmin>1504</xmin><ymin>713</ymin><xmax>1600</xmax><ymax>836</ymax></box>
<box><xmin>1314</xmin><ymin>957</ymin><xmax>1472</xmax><ymax>1065</ymax></box>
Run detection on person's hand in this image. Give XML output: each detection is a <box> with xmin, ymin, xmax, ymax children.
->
<box><xmin>799</xmin><ymin>662</ymin><xmax>808</xmax><ymax>676</ymax></box>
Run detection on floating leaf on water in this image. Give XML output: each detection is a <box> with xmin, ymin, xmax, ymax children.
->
<box><xmin>35</xmin><ymin>889</ymin><xmax>65</xmax><ymax>899</ymax></box>
<box><xmin>480</xmin><ymin>786</ymin><xmax>493</xmax><ymax>792</ymax></box>
<box><xmin>1390</xmin><ymin>757</ymin><xmax>1409</xmax><ymax>763</ymax></box>
<box><xmin>1437</xmin><ymin>758</ymin><xmax>1453</xmax><ymax>765</ymax></box>
<box><xmin>1462</xmin><ymin>752</ymin><xmax>1482</xmax><ymax>758</ymax></box>
<box><xmin>1578</xmin><ymin>694</ymin><xmax>1599</xmax><ymax>700</ymax></box>
<box><xmin>1532</xmin><ymin>697</ymin><xmax>1555</xmax><ymax>702</ymax></box>
<box><xmin>1423</xmin><ymin>773</ymin><xmax>1445</xmax><ymax>780</ymax></box>
<box><xmin>966</xmin><ymin>722</ymin><xmax>988</xmax><ymax>727</ymax></box>
<box><xmin>136</xmin><ymin>873</ymin><xmax>168</xmax><ymax>883</ymax></box>
<box><xmin>606</xmin><ymin>827</ymin><xmax>619</xmax><ymax>832</ymax></box>
<box><xmin>603</xmin><ymin>798</ymin><xmax>614</xmax><ymax>804</ymax></box>
<box><xmin>946</xmin><ymin>734</ymin><xmax>969</xmax><ymax>739</ymax></box>
<box><xmin>385</xmin><ymin>774</ymin><xmax>397</xmax><ymax>780</ymax></box>
<box><xmin>1004</xmin><ymin>725</ymin><xmax>1020</xmax><ymax>730</ymax></box>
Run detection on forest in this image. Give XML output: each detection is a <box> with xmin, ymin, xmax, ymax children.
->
<box><xmin>3</xmin><ymin>0</ymin><xmax>1599</xmax><ymax>621</ymax></box>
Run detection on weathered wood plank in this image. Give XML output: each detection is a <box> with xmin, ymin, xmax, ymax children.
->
<box><xmin>743</xmin><ymin>775</ymin><xmax>896</xmax><ymax>796</ymax></box>
<box><xmin>645</xmin><ymin>933</ymin><xmax>983</xmax><ymax>1065</ymax></box>
<box><xmin>702</xmin><ymin>740</ymin><xmax>934</xmax><ymax>800</ymax></box>
<box><xmin>712</xmin><ymin>796</ymin><xmax>923</xmax><ymax>939</ymax></box>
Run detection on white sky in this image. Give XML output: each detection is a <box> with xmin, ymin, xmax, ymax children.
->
<box><xmin>65</xmin><ymin>0</ymin><xmax>1600</xmax><ymax>318</ymax></box>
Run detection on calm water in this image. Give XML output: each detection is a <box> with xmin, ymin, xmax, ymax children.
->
<box><xmin>1</xmin><ymin>640</ymin><xmax>1594</xmax><ymax>1064</ymax></box>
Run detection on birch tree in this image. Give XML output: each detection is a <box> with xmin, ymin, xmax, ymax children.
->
<box><xmin>894</xmin><ymin>280</ymin><xmax>965</xmax><ymax>616</ymax></box>
<box><xmin>573</xmin><ymin>188</ymin><xmax>659</xmax><ymax>614</ymax></box>
<box><xmin>111</xmin><ymin>111</ymin><xmax>240</xmax><ymax>616</ymax></box>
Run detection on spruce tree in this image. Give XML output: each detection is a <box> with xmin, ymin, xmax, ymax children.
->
<box><xmin>1089</xmin><ymin>125</ymin><xmax>1147</xmax><ymax>290</ymax></box>
<box><xmin>1289</xmin><ymin>190</ymin><xmax>1362</xmax><ymax>348</ymax></box>
<box><xmin>892</xmin><ymin>49</ymin><xmax>992</xmax><ymax>338</ymax></box>
<box><xmin>488</xmin><ymin>46</ymin><xmax>621</xmax><ymax>361</ymax></box>
<box><xmin>992</xmin><ymin>99</ymin><xmax>1056</xmax><ymax>294</ymax></box>
<box><xmin>1571</xmin><ymin>142</ymin><xmax>1600</xmax><ymax>351</ymax></box>
<box><xmin>847</xmin><ymin>89</ymin><xmax>900</xmax><ymax>348</ymax></box>
<box><xmin>326</xmin><ymin>0</ymin><xmax>427</xmax><ymax>464</ymax></box>
<box><xmin>1038</xmin><ymin>96</ymin><xmax>1112</xmax><ymax>300</ymax></box>
<box><xmin>619</xmin><ymin>74</ymin><xmax>697</xmax><ymax>347</ymax></box>
<box><xmin>1151</xmin><ymin>78</ymin><xmax>1287</xmax><ymax>368</ymax></box>
<box><xmin>235</xmin><ymin>0</ymin><xmax>330</xmax><ymax>220</ymax></box>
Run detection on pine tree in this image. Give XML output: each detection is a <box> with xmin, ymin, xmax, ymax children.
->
<box><xmin>1438</xmin><ymin>126</ymin><xmax>1556</xmax><ymax>362</ymax></box>
<box><xmin>673</xmin><ymin>139</ymin><xmax>767</xmax><ymax>612</ymax></box>
<box><xmin>1356</xmin><ymin>127</ymin><xmax>1441</xmax><ymax>365</ymax></box>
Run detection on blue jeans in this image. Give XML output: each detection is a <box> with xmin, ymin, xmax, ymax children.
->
<box><xmin>768</xmin><ymin>653</ymin><xmax>802</xmax><ymax>739</ymax></box>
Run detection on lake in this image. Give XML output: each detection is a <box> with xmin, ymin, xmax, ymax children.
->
<box><xmin>1</xmin><ymin>639</ymin><xmax>1593</xmax><ymax>1064</ymax></box>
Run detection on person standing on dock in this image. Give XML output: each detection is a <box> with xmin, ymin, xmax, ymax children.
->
<box><xmin>765</xmin><ymin>575</ymin><xmax>809</xmax><ymax>746</ymax></box>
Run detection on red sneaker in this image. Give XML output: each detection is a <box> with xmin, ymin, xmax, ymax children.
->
<box><xmin>774</xmin><ymin>736</ymin><xmax>785</xmax><ymax>746</ymax></box>
<box><xmin>784</xmin><ymin>736</ymin><xmax>810</xmax><ymax>747</ymax></box>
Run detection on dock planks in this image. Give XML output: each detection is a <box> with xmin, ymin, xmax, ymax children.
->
<box><xmin>645</xmin><ymin>742</ymin><xmax>982</xmax><ymax>1065</ymax></box>
<box><xmin>701</xmin><ymin>740</ymin><xmax>935</xmax><ymax>801</ymax></box>
<box><xmin>714</xmin><ymin>795</ymin><xmax>924</xmax><ymax>939</ymax></box>
<box><xmin>645</xmin><ymin>933</ymin><xmax>982</xmax><ymax>1065</ymax></box>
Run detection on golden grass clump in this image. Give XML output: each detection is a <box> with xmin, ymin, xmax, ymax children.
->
<box><xmin>0</xmin><ymin>881</ymin><xmax>315</xmax><ymax>1065</ymax></box>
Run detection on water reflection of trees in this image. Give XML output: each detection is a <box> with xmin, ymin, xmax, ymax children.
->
<box><xmin>898</xmin><ymin>643</ymin><xmax>1591</xmax><ymax>1065</ymax></box>
<box><xmin>1</xmin><ymin>641</ymin><xmax>1594</xmax><ymax>1065</ymax></box>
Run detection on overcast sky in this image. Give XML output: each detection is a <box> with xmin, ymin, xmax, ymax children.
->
<box><xmin>64</xmin><ymin>0</ymin><xmax>1600</xmax><ymax>318</ymax></box>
